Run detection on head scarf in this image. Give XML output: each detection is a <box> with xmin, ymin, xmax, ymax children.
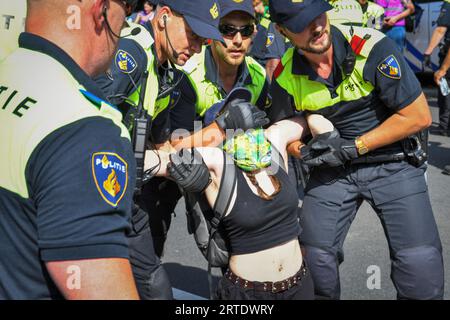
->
<box><xmin>223</xmin><ymin>128</ymin><xmax>272</xmax><ymax>171</ymax></box>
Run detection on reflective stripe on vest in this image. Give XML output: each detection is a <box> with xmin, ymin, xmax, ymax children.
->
<box><xmin>183</xmin><ymin>47</ymin><xmax>267</xmax><ymax>117</ymax></box>
<box><xmin>0</xmin><ymin>48</ymin><xmax>129</xmax><ymax>198</ymax></box>
<box><xmin>275</xmin><ymin>25</ymin><xmax>385</xmax><ymax>112</ymax></box>
<box><xmin>121</xmin><ymin>23</ymin><xmax>170</xmax><ymax>119</ymax></box>
<box><xmin>260</xmin><ymin>17</ymin><xmax>271</xmax><ymax>30</ymax></box>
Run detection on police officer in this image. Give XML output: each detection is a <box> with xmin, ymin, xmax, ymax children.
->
<box><xmin>268</xmin><ymin>0</ymin><xmax>444</xmax><ymax>299</ymax></box>
<box><xmin>96</xmin><ymin>0</ymin><xmax>226</xmax><ymax>299</ymax></box>
<box><xmin>424</xmin><ymin>0</ymin><xmax>450</xmax><ymax>137</ymax></box>
<box><xmin>148</xmin><ymin>0</ymin><xmax>271</xmax><ymax>261</ymax></box>
<box><xmin>250</xmin><ymin>4</ymin><xmax>288</xmax><ymax>80</ymax></box>
<box><xmin>0</xmin><ymin>0</ymin><xmax>139</xmax><ymax>299</ymax></box>
<box><xmin>358</xmin><ymin>0</ymin><xmax>384</xmax><ymax>30</ymax></box>
<box><xmin>0</xmin><ymin>0</ymin><xmax>26</xmax><ymax>62</ymax></box>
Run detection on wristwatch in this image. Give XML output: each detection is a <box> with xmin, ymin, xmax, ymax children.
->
<box><xmin>355</xmin><ymin>137</ymin><xmax>369</xmax><ymax>155</ymax></box>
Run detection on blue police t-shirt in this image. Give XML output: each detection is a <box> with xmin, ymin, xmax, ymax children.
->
<box><xmin>0</xmin><ymin>33</ymin><xmax>135</xmax><ymax>299</ymax></box>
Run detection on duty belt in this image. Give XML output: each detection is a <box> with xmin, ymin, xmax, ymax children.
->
<box><xmin>224</xmin><ymin>262</ymin><xmax>308</xmax><ymax>293</ymax></box>
<box><xmin>351</xmin><ymin>152</ymin><xmax>405</xmax><ymax>165</ymax></box>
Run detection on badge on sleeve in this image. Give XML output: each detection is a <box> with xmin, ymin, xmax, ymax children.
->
<box><xmin>377</xmin><ymin>55</ymin><xmax>401</xmax><ymax>79</ymax></box>
<box><xmin>92</xmin><ymin>152</ymin><xmax>128</xmax><ymax>207</ymax></box>
<box><xmin>266</xmin><ymin>33</ymin><xmax>275</xmax><ymax>47</ymax></box>
<box><xmin>115</xmin><ymin>50</ymin><xmax>137</xmax><ymax>74</ymax></box>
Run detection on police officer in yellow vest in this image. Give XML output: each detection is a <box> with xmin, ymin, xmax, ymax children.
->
<box><xmin>0</xmin><ymin>0</ymin><xmax>140</xmax><ymax>299</ymax></box>
<box><xmin>96</xmin><ymin>0</ymin><xmax>229</xmax><ymax>300</ymax></box>
<box><xmin>268</xmin><ymin>0</ymin><xmax>444</xmax><ymax>299</ymax></box>
<box><xmin>358</xmin><ymin>0</ymin><xmax>385</xmax><ymax>30</ymax></box>
<box><xmin>0</xmin><ymin>0</ymin><xmax>26</xmax><ymax>62</ymax></box>
<box><xmin>424</xmin><ymin>0</ymin><xmax>450</xmax><ymax>137</ymax></box>
<box><xmin>142</xmin><ymin>0</ymin><xmax>271</xmax><ymax>263</ymax></box>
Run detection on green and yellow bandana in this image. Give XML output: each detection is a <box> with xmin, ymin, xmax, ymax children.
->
<box><xmin>223</xmin><ymin>128</ymin><xmax>272</xmax><ymax>172</ymax></box>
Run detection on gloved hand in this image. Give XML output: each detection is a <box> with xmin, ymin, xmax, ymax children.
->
<box><xmin>423</xmin><ymin>54</ymin><xmax>432</xmax><ymax>69</ymax></box>
<box><xmin>300</xmin><ymin>132</ymin><xmax>358</xmax><ymax>167</ymax></box>
<box><xmin>167</xmin><ymin>148</ymin><xmax>211</xmax><ymax>193</ymax></box>
<box><xmin>215</xmin><ymin>99</ymin><xmax>269</xmax><ymax>131</ymax></box>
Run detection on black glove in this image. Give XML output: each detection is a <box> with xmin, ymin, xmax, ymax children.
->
<box><xmin>301</xmin><ymin>133</ymin><xmax>358</xmax><ymax>168</ymax></box>
<box><xmin>167</xmin><ymin>148</ymin><xmax>211</xmax><ymax>193</ymax></box>
<box><xmin>215</xmin><ymin>99</ymin><xmax>269</xmax><ymax>131</ymax></box>
<box><xmin>423</xmin><ymin>54</ymin><xmax>431</xmax><ymax>69</ymax></box>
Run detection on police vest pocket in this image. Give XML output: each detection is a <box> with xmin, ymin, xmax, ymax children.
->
<box><xmin>369</xmin><ymin>174</ymin><xmax>427</xmax><ymax>206</ymax></box>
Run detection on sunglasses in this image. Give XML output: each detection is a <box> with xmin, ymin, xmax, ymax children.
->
<box><xmin>219</xmin><ymin>24</ymin><xmax>254</xmax><ymax>38</ymax></box>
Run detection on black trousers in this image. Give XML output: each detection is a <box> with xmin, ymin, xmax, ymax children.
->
<box><xmin>438</xmin><ymin>51</ymin><xmax>450</xmax><ymax>131</ymax></box>
<box><xmin>214</xmin><ymin>265</ymin><xmax>314</xmax><ymax>300</ymax></box>
<box><xmin>138</xmin><ymin>177</ymin><xmax>182</xmax><ymax>257</ymax></box>
<box><xmin>300</xmin><ymin>161</ymin><xmax>444</xmax><ymax>300</ymax></box>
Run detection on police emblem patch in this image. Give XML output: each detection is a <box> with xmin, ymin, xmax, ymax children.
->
<box><xmin>377</xmin><ymin>55</ymin><xmax>401</xmax><ymax>79</ymax></box>
<box><xmin>115</xmin><ymin>50</ymin><xmax>137</xmax><ymax>74</ymax></box>
<box><xmin>210</xmin><ymin>3</ymin><xmax>219</xmax><ymax>19</ymax></box>
<box><xmin>92</xmin><ymin>152</ymin><xmax>128</xmax><ymax>207</ymax></box>
<box><xmin>266</xmin><ymin>33</ymin><xmax>275</xmax><ymax>47</ymax></box>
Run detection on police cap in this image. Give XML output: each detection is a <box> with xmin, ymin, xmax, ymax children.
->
<box><xmin>219</xmin><ymin>0</ymin><xmax>255</xmax><ymax>19</ymax></box>
<box><xmin>269</xmin><ymin>0</ymin><xmax>333</xmax><ymax>33</ymax></box>
<box><xmin>159</xmin><ymin>0</ymin><xmax>224</xmax><ymax>42</ymax></box>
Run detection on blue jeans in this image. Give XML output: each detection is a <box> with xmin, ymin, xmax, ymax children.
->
<box><xmin>384</xmin><ymin>26</ymin><xmax>406</xmax><ymax>52</ymax></box>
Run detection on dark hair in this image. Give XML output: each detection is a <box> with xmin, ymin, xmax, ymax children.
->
<box><xmin>245</xmin><ymin>171</ymin><xmax>281</xmax><ymax>201</ymax></box>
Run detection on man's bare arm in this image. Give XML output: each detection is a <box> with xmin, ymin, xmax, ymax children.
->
<box><xmin>264</xmin><ymin>116</ymin><xmax>308</xmax><ymax>166</ymax></box>
<box><xmin>46</xmin><ymin>258</ymin><xmax>139</xmax><ymax>300</ymax></box>
<box><xmin>434</xmin><ymin>45</ymin><xmax>450</xmax><ymax>84</ymax></box>
<box><xmin>170</xmin><ymin>122</ymin><xmax>226</xmax><ymax>150</ymax></box>
<box><xmin>358</xmin><ymin>93</ymin><xmax>431</xmax><ymax>152</ymax></box>
<box><xmin>425</xmin><ymin>26</ymin><xmax>447</xmax><ymax>55</ymax></box>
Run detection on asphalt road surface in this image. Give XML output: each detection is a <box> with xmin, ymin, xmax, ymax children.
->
<box><xmin>162</xmin><ymin>84</ymin><xmax>450</xmax><ymax>300</ymax></box>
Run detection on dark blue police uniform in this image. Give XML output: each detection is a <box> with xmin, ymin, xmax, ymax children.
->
<box><xmin>0</xmin><ymin>33</ymin><xmax>136</xmax><ymax>299</ymax></box>
<box><xmin>250</xmin><ymin>16</ymin><xmax>289</xmax><ymax>68</ymax></box>
<box><xmin>95</xmin><ymin>0</ymin><xmax>225</xmax><ymax>299</ymax></box>
<box><xmin>144</xmin><ymin>0</ymin><xmax>273</xmax><ymax>259</ymax></box>
<box><xmin>436</xmin><ymin>1</ymin><xmax>450</xmax><ymax>135</ymax></box>
<box><xmin>268</xmin><ymin>0</ymin><xmax>444</xmax><ymax>300</ymax></box>
<box><xmin>170</xmin><ymin>45</ymin><xmax>270</xmax><ymax>132</ymax></box>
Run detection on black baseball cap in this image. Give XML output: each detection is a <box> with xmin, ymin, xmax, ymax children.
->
<box><xmin>203</xmin><ymin>87</ymin><xmax>252</xmax><ymax>125</ymax></box>
<box><xmin>269</xmin><ymin>0</ymin><xmax>333</xmax><ymax>33</ymax></box>
<box><xmin>219</xmin><ymin>0</ymin><xmax>255</xmax><ymax>19</ymax></box>
<box><xmin>159</xmin><ymin>0</ymin><xmax>224</xmax><ymax>42</ymax></box>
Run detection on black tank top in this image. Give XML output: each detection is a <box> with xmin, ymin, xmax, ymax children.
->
<box><xmin>222</xmin><ymin>163</ymin><xmax>301</xmax><ymax>255</ymax></box>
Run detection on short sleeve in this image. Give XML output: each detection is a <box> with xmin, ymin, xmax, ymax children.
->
<box><xmin>363</xmin><ymin>36</ymin><xmax>422</xmax><ymax>111</ymax></box>
<box><xmin>437</xmin><ymin>3</ymin><xmax>450</xmax><ymax>28</ymax></box>
<box><xmin>251</xmin><ymin>23</ymin><xmax>287</xmax><ymax>61</ymax></box>
<box><xmin>27</xmin><ymin>117</ymin><xmax>136</xmax><ymax>262</ymax></box>
<box><xmin>264</xmin><ymin>24</ymin><xmax>288</xmax><ymax>59</ymax></box>
<box><xmin>95</xmin><ymin>38</ymin><xmax>148</xmax><ymax>106</ymax></box>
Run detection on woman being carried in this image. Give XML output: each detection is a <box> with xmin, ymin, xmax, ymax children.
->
<box><xmin>145</xmin><ymin>111</ymin><xmax>333</xmax><ymax>300</ymax></box>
